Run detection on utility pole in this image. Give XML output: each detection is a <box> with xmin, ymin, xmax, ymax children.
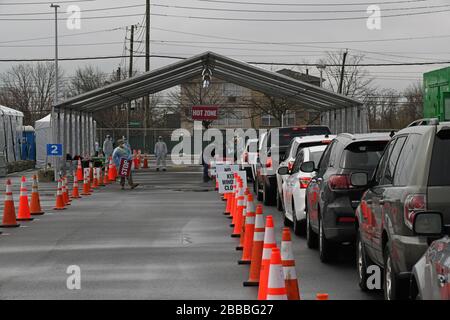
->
<box><xmin>144</xmin><ymin>0</ymin><xmax>150</xmax><ymax>152</ymax></box>
<box><xmin>50</xmin><ymin>3</ymin><xmax>60</xmax><ymax>104</ymax></box>
<box><xmin>127</xmin><ymin>25</ymin><xmax>135</xmax><ymax>141</ymax></box>
<box><xmin>50</xmin><ymin>3</ymin><xmax>60</xmax><ymax>179</ymax></box>
<box><xmin>338</xmin><ymin>49</ymin><xmax>348</xmax><ymax>95</ymax></box>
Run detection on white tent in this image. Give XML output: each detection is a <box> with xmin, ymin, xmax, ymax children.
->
<box><xmin>0</xmin><ymin>105</ymin><xmax>24</xmax><ymax>163</ymax></box>
<box><xmin>35</xmin><ymin>114</ymin><xmax>51</xmax><ymax>168</ymax></box>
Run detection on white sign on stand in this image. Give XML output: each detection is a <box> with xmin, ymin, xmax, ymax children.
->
<box><xmin>217</xmin><ymin>170</ymin><xmax>247</xmax><ymax>194</ymax></box>
<box><xmin>216</xmin><ymin>164</ymin><xmax>239</xmax><ymax>174</ymax></box>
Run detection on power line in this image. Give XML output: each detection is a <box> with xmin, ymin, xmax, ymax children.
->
<box><xmin>0</xmin><ymin>26</ymin><xmax>126</xmax><ymax>44</ymax></box>
<box><xmin>194</xmin><ymin>0</ymin><xmax>431</xmax><ymax>6</ymax></box>
<box><xmin>1</xmin><ymin>54</ymin><xmax>450</xmax><ymax>67</ymax></box>
<box><xmin>2</xmin><ymin>7</ymin><xmax>450</xmax><ymax>21</ymax></box>
<box><xmin>0</xmin><ymin>0</ymin><xmax>95</xmax><ymax>5</ymax></box>
<box><xmin>3</xmin><ymin>2</ymin><xmax>449</xmax><ymax>15</ymax></box>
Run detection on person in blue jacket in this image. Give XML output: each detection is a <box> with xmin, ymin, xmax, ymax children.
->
<box><xmin>112</xmin><ymin>139</ymin><xmax>139</xmax><ymax>190</ymax></box>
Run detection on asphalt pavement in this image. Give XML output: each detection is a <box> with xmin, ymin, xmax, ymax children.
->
<box><xmin>0</xmin><ymin>167</ymin><xmax>382</xmax><ymax>300</ymax></box>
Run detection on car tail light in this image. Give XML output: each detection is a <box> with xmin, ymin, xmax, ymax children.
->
<box><xmin>322</xmin><ymin>140</ymin><xmax>331</xmax><ymax>144</ymax></box>
<box><xmin>404</xmin><ymin>194</ymin><xmax>426</xmax><ymax>229</ymax></box>
<box><xmin>287</xmin><ymin>161</ymin><xmax>294</xmax><ymax>172</ymax></box>
<box><xmin>299</xmin><ymin>176</ymin><xmax>312</xmax><ymax>189</ymax></box>
<box><xmin>266</xmin><ymin>157</ymin><xmax>272</xmax><ymax>168</ymax></box>
<box><xmin>328</xmin><ymin>174</ymin><xmax>350</xmax><ymax>190</ymax></box>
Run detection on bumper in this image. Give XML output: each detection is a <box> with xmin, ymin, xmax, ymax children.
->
<box><xmin>323</xmin><ymin>198</ymin><xmax>357</xmax><ymax>243</ymax></box>
<box><xmin>391</xmin><ymin>234</ymin><xmax>429</xmax><ymax>274</ymax></box>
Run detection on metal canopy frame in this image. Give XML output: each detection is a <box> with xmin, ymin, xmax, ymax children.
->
<box><xmin>55</xmin><ymin>51</ymin><xmax>361</xmax><ymax>112</ymax></box>
<box><xmin>51</xmin><ymin>51</ymin><xmax>368</xmax><ymax>173</ymax></box>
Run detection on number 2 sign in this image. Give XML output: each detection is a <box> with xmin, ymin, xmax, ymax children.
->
<box><xmin>46</xmin><ymin>144</ymin><xmax>63</xmax><ymax>157</ymax></box>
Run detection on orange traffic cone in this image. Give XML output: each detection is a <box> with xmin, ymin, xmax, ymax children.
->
<box><xmin>281</xmin><ymin>228</ymin><xmax>301</xmax><ymax>300</ymax></box>
<box><xmin>92</xmin><ymin>167</ymin><xmax>99</xmax><ymax>189</ymax></box>
<box><xmin>143</xmin><ymin>155</ymin><xmax>149</xmax><ymax>169</ymax></box>
<box><xmin>108</xmin><ymin>157</ymin><xmax>116</xmax><ymax>182</ymax></box>
<box><xmin>231</xmin><ymin>180</ymin><xmax>244</xmax><ymax>228</ymax></box>
<box><xmin>227</xmin><ymin>180</ymin><xmax>237</xmax><ymax>220</ymax></box>
<box><xmin>244</xmin><ymin>204</ymin><xmax>264</xmax><ymax>287</ymax></box>
<box><xmin>81</xmin><ymin>168</ymin><xmax>91</xmax><ymax>196</ymax></box>
<box><xmin>89</xmin><ymin>162</ymin><xmax>94</xmax><ymax>182</ymax></box>
<box><xmin>316</xmin><ymin>293</ymin><xmax>329</xmax><ymax>300</ymax></box>
<box><xmin>104</xmin><ymin>165</ymin><xmax>110</xmax><ymax>185</ymax></box>
<box><xmin>54</xmin><ymin>179</ymin><xmax>66</xmax><ymax>210</ymax></box>
<box><xmin>71</xmin><ymin>173</ymin><xmax>81</xmax><ymax>199</ymax></box>
<box><xmin>239</xmin><ymin>194</ymin><xmax>256</xmax><ymax>263</ymax></box>
<box><xmin>62</xmin><ymin>176</ymin><xmax>71</xmax><ymax>206</ymax></box>
<box><xmin>17</xmin><ymin>176</ymin><xmax>33</xmax><ymax>221</ymax></box>
<box><xmin>1</xmin><ymin>179</ymin><xmax>20</xmax><ymax>227</ymax></box>
<box><xmin>258</xmin><ymin>215</ymin><xmax>276</xmax><ymax>300</ymax></box>
<box><xmin>266</xmin><ymin>248</ymin><xmax>288</xmax><ymax>300</ymax></box>
<box><xmin>76</xmin><ymin>158</ymin><xmax>83</xmax><ymax>181</ymax></box>
<box><xmin>30</xmin><ymin>174</ymin><xmax>44</xmax><ymax>215</ymax></box>
<box><xmin>231</xmin><ymin>196</ymin><xmax>245</xmax><ymax>237</ymax></box>
<box><xmin>237</xmin><ymin>190</ymin><xmax>252</xmax><ymax>250</ymax></box>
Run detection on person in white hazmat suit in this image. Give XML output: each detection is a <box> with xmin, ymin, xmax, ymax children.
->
<box><xmin>154</xmin><ymin>136</ymin><xmax>168</xmax><ymax>171</ymax></box>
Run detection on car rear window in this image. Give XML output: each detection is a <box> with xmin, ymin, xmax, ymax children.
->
<box><xmin>428</xmin><ymin>130</ymin><xmax>450</xmax><ymax>186</ymax></box>
<box><xmin>279</xmin><ymin>126</ymin><xmax>331</xmax><ymax>145</ymax></box>
<box><xmin>340</xmin><ymin>141</ymin><xmax>388</xmax><ymax>171</ymax></box>
<box><xmin>247</xmin><ymin>141</ymin><xmax>257</xmax><ymax>152</ymax></box>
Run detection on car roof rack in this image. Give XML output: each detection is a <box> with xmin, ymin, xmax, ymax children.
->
<box><xmin>407</xmin><ymin>118</ymin><xmax>440</xmax><ymax>127</ymax></box>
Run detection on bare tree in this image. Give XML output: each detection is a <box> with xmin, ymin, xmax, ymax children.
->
<box><xmin>168</xmin><ymin>78</ymin><xmax>227</xmax><ymax>129</ymax></box>
<box><xmin>319</xmin><ymin>51</ymin><xmax>374</xmax><ymax>99</ymax></box>
<box><xmin>402</xmin><ymin>82</ymin><xmax>423</xmax><ymax>123</ymax></box>
<box><xmin>0</xmin><ymin>62</ymin><xmax>59</xmax><ymax>125</ymax></box>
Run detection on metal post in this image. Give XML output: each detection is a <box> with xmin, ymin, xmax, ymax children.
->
<box><xmin>50</xmin><ymin>3</ymin><xmax>60</xmax><ymax>104</ymax></box>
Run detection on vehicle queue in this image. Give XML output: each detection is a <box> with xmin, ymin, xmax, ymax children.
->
<box><xmin>238</xmin><ymin>121</ymin><xmax>450</xmax><ymax>300</ymax></box>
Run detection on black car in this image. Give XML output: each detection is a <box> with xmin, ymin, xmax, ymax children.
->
<box><xmin>255</xmin><ymin>126</ymin><xmax>331</xmax><ymax>206</ymax></box>
<box><xmin>302</xmin><ymin>133</ymin><xmax>390</xmax><ymax>263</ymax></box>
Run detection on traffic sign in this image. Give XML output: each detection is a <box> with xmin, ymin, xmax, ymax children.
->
<box><xmin>192</xmin><ymin>105</ymin><xmax>218</xmax><ymax>121</ymax></box>
<box><xmin>46</xmin><ymin>144</ymin><xmax>63</xmax><ymax>156</ymax></box>
<box><xmin>217</xmin><ymin>170</ymin><xmax>247</xmax><ymax>194</ymax></box>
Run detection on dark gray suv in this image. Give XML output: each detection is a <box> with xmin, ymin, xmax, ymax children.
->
<box><xmin>303</xmin><ymin>133</ymin><xmax>390</xmax><ymax>263</ymax></box>
<box><xmin>354</xmin><ymin>119</ymin><xmax>450</xmax><ymax>300</ymax></box>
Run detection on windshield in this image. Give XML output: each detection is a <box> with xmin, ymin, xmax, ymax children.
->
<box><xmin>310</xmin><ymin>150</ymin><xmax>324</xmax><ymax>167</ymax></box>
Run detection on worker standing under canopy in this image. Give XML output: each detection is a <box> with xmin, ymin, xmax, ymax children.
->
<box><xmin>103</xmin><ymin>135</ymin><xmax>113</xmax><ymax>159</ymax></box>
<box><xmin>154</xmin><ymin>136</ymin><xmax>168</xmax><ymax>171</ymax></box>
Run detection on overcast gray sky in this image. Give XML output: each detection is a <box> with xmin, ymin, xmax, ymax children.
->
<box><xmin>0</xmin><ymin>0</ymin><xmax>449</xmax><ymax>92</ymax></box>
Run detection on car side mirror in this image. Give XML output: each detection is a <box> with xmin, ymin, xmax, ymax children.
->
<box><xmin>278</xmin><ymin>166</ymin><xmax>289</xmax><ymax>175</ymax></box>
<box><xmin>413</xmin><ymin>212</ymin><xmax>443</xmax><ymax>236</ymax></box>
<box><xmin>350</xmin><ymin>172</ymin><xmax>368</xmax><ymax>187</ymax></box>
<box><xmin>300</xmin><ymin>161</ymin><xmax>315</xmax><ymax>173</ymax></box>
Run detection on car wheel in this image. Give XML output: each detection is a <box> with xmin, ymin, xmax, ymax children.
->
<box><xmin>306</xmin><ymin>208</ymin><xmax>318</xmax><ymax>249</ymax></box>
<box><xmin>276</xmin><ymin>190</ymin><xmax>283</xmax><ymax>211</ymax></box>
<box><xmin>357</xmin><ymin>230</ymin><xmax>371</xmax><ymax>291</ymax></box>
<box><xmin>256</xmin><ymin>179</ymin><xmax>263</xmax><ymax>201</ymax></box>
<box><xmin>319</xmin><ymin>217</ymin><xmax>334</xmax><ymax>263</ymax></box>
<box><xmin>292</xmin><ymin>200</ymin><xmax>306</xmax><ymax>236</ymax></box>
<box><xmin>383</xmin><ymin>243</ymin><xmax>408</xmax><ymax>300</ymax></box>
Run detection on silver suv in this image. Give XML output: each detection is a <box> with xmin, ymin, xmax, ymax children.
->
<box><xmin>352</xmin><ymin>119</ymin><xmax>450</xmax><ymax>300</ymax></box>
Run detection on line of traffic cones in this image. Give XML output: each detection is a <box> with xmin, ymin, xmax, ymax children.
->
<box><xmin>217</xmin><ymin>174</ymin><xmax>328</xmax><ymax>300</ymax></box>
<box><xmin>1</xmin><ymin>156</ymin><xmax>120</xmax><ymax>233</ymax></box>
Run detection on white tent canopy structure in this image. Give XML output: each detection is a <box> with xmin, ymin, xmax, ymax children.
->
<box><xmin>0</xmin><ymin>105</ymin><xmax>24</xmax><ymax>163</ymax></box>
<box><xmin>52</xmin><ymin>51</ymin><xmax>368</xmax><ymax>170</ymax></box>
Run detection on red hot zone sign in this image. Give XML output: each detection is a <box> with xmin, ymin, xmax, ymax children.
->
<box><xmin>192</xmin><ymin>105</ymin><xmax>218</xmax><ymax>121</ymax></box>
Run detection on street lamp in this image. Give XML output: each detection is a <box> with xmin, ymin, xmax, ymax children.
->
<box><xmin>316</xmin><ymin>64</ymin><xmax>326</xmax><ymax>88</ymax></box>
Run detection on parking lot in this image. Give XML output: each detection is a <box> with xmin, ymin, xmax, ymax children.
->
<box><xmin>0</xmin><ymin>166</ymin><xmax>381</xmax><ymax>300</ymax></box>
